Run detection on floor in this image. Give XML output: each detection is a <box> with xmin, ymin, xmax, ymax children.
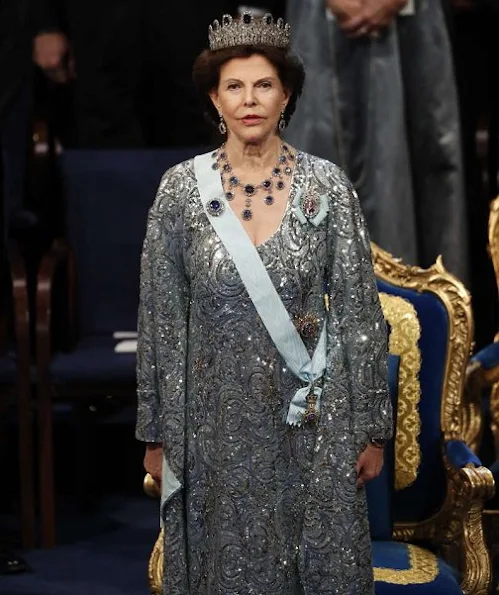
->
<box><xmin>0</xmin><ymin>403</ymin><xmax>158</xmax><ymax>595</ymax></box>
<box><xmin>1</xmin><ymin>496</ymin><xmax>158</xmax><ymax>595</ymax></box>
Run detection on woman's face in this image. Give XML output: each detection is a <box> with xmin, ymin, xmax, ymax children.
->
<box><xmin>210</xmin><ymin>54</ymin><xmax>289</xmax><ymax>145</ymax></box>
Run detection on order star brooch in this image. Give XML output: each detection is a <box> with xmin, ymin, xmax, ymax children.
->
<box><xmin>291</xmin><ymin>190</ymin><xmax>329</xmax><ymax>227</ymax></box>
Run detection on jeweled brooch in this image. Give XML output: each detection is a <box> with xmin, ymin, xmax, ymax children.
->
<box><xmin>302</xmin><ymin>391</ymin><xmax>319</xmax><ymax>424</ymax></box>
<box><xmin>295</xmin><ymin>313</ymin><xmax>320</xmax><ymax>339</ymax></box>
<box><xmin>206</xmin><ymin>198</ymin><xmax>225</xmax><ymax>217</ymax></box>
<box><xmin>291</xmin><ymin>190</ymin><xmax>329</xmax><ymax>227</ymax></box>
<box><xmin>302</xmin><ymin>196</ymin><xmax>320</xmax><ymax>219</ymax></box>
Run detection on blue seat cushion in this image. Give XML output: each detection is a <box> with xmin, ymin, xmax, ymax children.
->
<box><xmin>445</xmin><ymin>439</ymin><xmax>481</xmax><ymax>469</ymax></box>
<box><xmin>373</xmin><ymin>541</ymin><xmax>462</xmax><ymax>594</ymax></box>
<box><xmin>490</xmin><ymin>459</ymin><xmax>499</xmax><ymax>485</ymax></box>
<box><xmin>472</xmin><ymin>341</ymin><xmax>499</xmax><ymax>371</ymax></box>
<box><xmin>50</xmin><ymin>335</ymin><xmax>136</xmax><ymax>385</ymax></box>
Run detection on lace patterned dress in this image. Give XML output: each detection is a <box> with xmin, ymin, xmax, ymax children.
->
<box><xmin>135</xmin><ymin>151</ymin><xmax>392</xmax><ymax>595</ymax></box>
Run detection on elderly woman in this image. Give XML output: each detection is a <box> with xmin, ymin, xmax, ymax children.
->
<box><xmin>136</xmin><ymin>12</ymin><xmax>392</xmax><ymax>595</ymax></box>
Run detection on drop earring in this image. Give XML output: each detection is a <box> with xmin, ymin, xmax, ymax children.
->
<box><xmin>278</xmin><ymin>109</ymin><xmax>286</xmax><ymax>132</ymax></box>
<box><xmin>218</xmin><ymin>112</ymin><xmax>227</xmax><ymax>135</ymax></box>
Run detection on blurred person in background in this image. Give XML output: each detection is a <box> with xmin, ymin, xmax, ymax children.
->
<box><xmin>32</xmin><ymin>0</ymin><xmax>235</xmax><ymax>148</ymax></box>
<box><xmin>285</xmin><ymin>0</ymin><xmax>468</xmax><ymax>288</ymax></box>
<box><xmin>0</xmin><ymin>0</ymin><xmax>31</xmax><ymax>574</ymax></box>
<box><xmin>1</xmin><ymin>0</ymin><xmax>35</xmax><ymax>240</ymax></box>
<box><xmin>238</xmin><ymin>1</ymin><xmax>286</xmax><ymax>17</ymax></box>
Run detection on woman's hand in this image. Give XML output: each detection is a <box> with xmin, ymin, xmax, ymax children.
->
<box><xmin>356</xmin><ymin>443</ymin><xmax>384</xmax><ymax>488</ymax></box>
<box><xmin>340</xmin><ymin>0</ymin><xmax>407</xmax><ymax>37</ymax></box>
<box><xmin>325</xmin><ymin>0</ymin><xmax>364</xmax><ymax>25</ymax></box>
<box><xmin>144</xmin><ymin>443</ymin><xmax>163</xmax><ymax>486</ymax></box>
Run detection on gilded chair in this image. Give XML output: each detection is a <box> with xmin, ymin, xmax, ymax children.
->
<box><xmin>464</xmin><ymin>194</ymin><xmax>499</xmax><ymax>570</ymax></box>
<box><xmin>466</xmin><ymin>195</ymin><xmax>499</xmax><ymax>459</ymax></box>
<box><xmin>0</xmin><ymin>243</ymin><xmax>34</xmax><ymax>548</ymax></box>
<box><xmin>372</xmin><ymin>243</ymin><xmax>493</xmax><ymax>594</ymax></box>
<box><xmin>489</xmin><ymin>196</ymin><xmax>499</xmax><ymax>298</ymax></box>
<box><xmin>35</xmin><ymin>148</ymin><xmax>199</xmax><ymax>548</ymax></box>
<box><xmin>143</xmin><ymin>243</ymin><xmax>494</xmax><ymax>595</ymax></box>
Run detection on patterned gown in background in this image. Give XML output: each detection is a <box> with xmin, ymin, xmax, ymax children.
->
<box><xmin>285</xmin><ymin>0</ymin><xmax>468</xmax><ymax>284</ymax></box>
<box><xmin>135</xmin><ymin>152</ymin><xmax>392</xmax><ymax>595</ymax></box>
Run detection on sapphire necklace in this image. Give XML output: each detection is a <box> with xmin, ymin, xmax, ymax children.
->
<box><xmin>212</xmin><ymin>144</ymin><xmax>294</xmax><ymax>221</ymax></box>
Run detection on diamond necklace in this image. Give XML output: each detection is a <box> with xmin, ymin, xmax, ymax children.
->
<box><xmin>211</xmin><ymin>143</ymin><xmax>294</xmax><ymax>221</ymax></box>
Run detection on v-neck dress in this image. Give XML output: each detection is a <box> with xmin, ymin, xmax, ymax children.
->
<box><xmin>136</xmin><ymin>151</ymin><xmax>392</xmax><ymax>595</ymax></box>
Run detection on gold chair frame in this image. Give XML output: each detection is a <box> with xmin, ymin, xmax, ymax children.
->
<box><xmin>484</xmin><ymin>196</ymin><xmax>499</xmax><ymax>455</ymax></box>
<box><xmin>372</xmin><ymin>242</ymin><xmax>494</xmax><ymax>595</ymax></box>
<box><xmin>463</xmin><ymin>196</ymin><xmax>499</xmax><ymax>454</ymax></box>
<box><xmin>464</xmin><ymin>195</ymin><xmax>499</xmax><ymax>575</ymax></box>
<box><xmin>144</xmin><ymin>243</ymin><xmax>494</xmax><ymax>595</ymax></box>
<box><xmin>488</xmin><ymin>196</ymin><xmax>499</xmax><ymax>297</ymax></box>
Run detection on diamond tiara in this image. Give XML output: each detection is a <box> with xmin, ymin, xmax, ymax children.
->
<box><xmin>208</xmin><ymin>12</ymin><xmax>291</xmax><ymax>52</ymax></box>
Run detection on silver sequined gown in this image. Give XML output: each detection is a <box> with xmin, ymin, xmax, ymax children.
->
<box><xmin>135</xmin><ymin>152</ymin><xmax>392</xmax><ymax>595</ymax></box>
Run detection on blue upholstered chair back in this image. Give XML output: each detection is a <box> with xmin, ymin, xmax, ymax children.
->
<box><xmin>365</xmin><ymin>354</ymin><xmax>399</xmax><ymax>541</ymax></box>
<box><xmin>375</xmin><ymin>278</ymin><xmax>449</xmax><ymax>525</ymax></box>
<box><xmin>60</xmin><ymin>149</ymin><xmax>199</xmax><ymax>337</ymax></box>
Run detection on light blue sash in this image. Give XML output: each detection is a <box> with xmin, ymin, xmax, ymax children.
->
<box><xmin>160</xmin><ymin>454</ymin><xmax>181</xmax><ymax>527</ymax></box>
<box><xmin>194</xmin><ymin>151</ymin><xmax>327</xmax><ymax>427</ymax></box>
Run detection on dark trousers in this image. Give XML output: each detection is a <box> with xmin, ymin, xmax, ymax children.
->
<box><xmin>62</xmin><ymin>0</ymin><xmax>234</xmax><ymax>148</ymax></box>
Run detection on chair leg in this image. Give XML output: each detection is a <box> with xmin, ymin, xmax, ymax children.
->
<box><xmin>18</xmin><ymin>379</ymin><xmax>35</xmax><ymax>549</ymax></box>
<box><xmin>38</xmin><ymin>381</ymin><xmax>55</xmax><ymax>548</ymax></box>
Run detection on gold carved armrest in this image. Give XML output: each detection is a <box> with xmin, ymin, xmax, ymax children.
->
<box><xmin>463</xmin><ymin>360</ymin><xmax>487</xmax><ymax>454</ymax></box>
<box><xmin>392</xmin><ymin>460</ymin><xmax>494</xmax><ymax>595</ymax></box>
<box><xmin>441</xmin><ymin>461</ymin><xmax>495</xmax><ymax>595</ymax></box>
<box><xmin>144</xmin><ymin>473</ymin><xmax>161</xmax><ymax>498</ymax></box>
<box><xmin>488</xmin><ymin>196</ymin><xmax>499</xmax><ymax>296</ymax></box>
<box><xmin>144</xmin><ymin>473</ymin><xmax>163</xmax><ymax>595</ymax></box>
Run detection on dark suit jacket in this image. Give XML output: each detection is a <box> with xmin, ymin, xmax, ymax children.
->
<box><xmin>476</xmin><ymin>0</ymin><xmax>499</xmax><ymax>9</ymax></box>
<box><xmin>0</xmin><ymin>0</ymin><xmax>31</xmax><ymax>124</ymax></box>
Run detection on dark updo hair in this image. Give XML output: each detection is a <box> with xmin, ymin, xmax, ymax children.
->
<box><xmin>192</xmin><ymin>45</ymin><xmax>305</xmax><ymax>131</ymax></box>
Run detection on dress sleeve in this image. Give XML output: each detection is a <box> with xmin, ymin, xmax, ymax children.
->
<box><xmin>135</xmin><ymin>171</ymin><xmax>190</xmax><ymax>444</ymax></box>
<box><xmin>326</xmin><ymin>167</ymin><xmax>393</xmax><ymax>444</ymax></box>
